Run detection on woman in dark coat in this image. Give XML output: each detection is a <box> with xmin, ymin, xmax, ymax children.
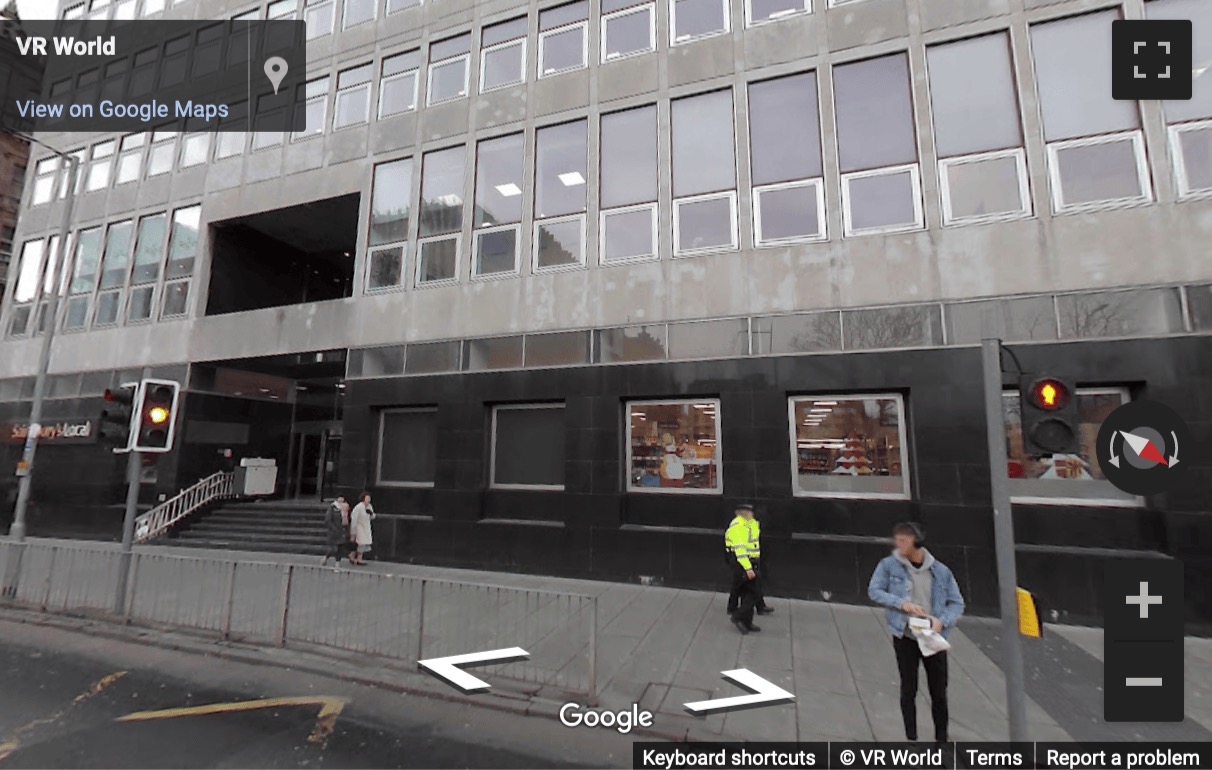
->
<box><xmin>321</xmin><ymin>496</ymin><xmax>349</xmax><ymax>567</ymax></box>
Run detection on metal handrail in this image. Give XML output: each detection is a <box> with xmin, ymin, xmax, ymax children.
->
<box><xmin>133</xmin><ymin>471</ymin><xmax>236</xmax><ymax>543</ymax></box>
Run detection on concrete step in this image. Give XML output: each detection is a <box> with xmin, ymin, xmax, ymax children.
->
<box><xmin>204</xmin><ymin>513</ymin><xmax>328</xmax><ymax>526</ymax></box>
<box><xmin>187</xmin><ymin>523</ymin><xmax>328</xmax><ymax>537</ymax></box>
<box><xmin>165</xmin><ymin>537</ymin><xmax>329</xmax><ymax>556</ymax></box>
<box><xmin>176</xmin><ymin>528</ymin><xmax>327</xmax><ymax>545</ymax></box>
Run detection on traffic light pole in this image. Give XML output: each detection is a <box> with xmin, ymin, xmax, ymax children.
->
<box><xmin>113</xmin><ymin>449</ymin><xmax>142</xmax><ymax>614</ymax></box>
<box><xmin>981</xmin><ymin>336</ymin><xmax>1029</xmax><ymax>742</ymax></box>
<box><xmin>9</xmin><ymin>153</ymin><xmax>80</xmax><ymax>543</ymax></box>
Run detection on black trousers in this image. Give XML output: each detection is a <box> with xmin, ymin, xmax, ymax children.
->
<box><xmin>727</xmin><ymin>557</ymin><xmax>769</xmax><ymax>613</ymax></box>
<box><xmin>893</xmin><ymin>634</ymin><xmax>949</xmax><ymax>742</ymax></box>
<box><xmin>727</xmin><ymin>559</ymin><xmax>756</xmax><ymax>623</ymax></box>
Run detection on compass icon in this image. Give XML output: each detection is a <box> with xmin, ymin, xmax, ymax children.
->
<box><xmin>1097</xmin><ymin>401</ymin><xmax>1191</xmax><ymax>496</ymax></box>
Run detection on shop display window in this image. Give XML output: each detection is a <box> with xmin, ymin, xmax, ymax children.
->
<box><xmin>627</xmin><ymin>399</ymin><xmax>721</xmax><ymax>494</ymax></box>
<box><xmin>789</xmin><ymin>395</ymin><xmax>908</xmax><ymax>499</ymax></box>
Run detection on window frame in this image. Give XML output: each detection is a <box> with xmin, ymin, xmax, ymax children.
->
<box><xmin>669</xmin><ymin>0</ymin><xmax>731</xmax><ymax>46</ymax></box>
<box><xmin>378</xmin><ymin>61</ymin><xmax>420</xmax><ymax>118</ymax></box>
<box><xmin>414</xmin><ymin>233</ymin><xmax>462</xmax><ymax>288</ymax></box>
<box><xmin>365</xmin><ymin>244</ymin><xmax>408</xmax><ymax>293</ymax></box>
<box><xmin>937</xmin><ymin>147</ymin><xmax>1032</xmax><ymax>227</ymax></box>
<box><xmin>480</xmin><ymin>37</ymin><xmax>527</xmax><ymax>93</ymax></box>
<box><xmin>1169</xmin><ymin>119</ymin><xmax>1212</xmax><ymax>201</ymax></box>
<box><xmin>744</xmin><ymin>0</ymin><xmax>810</xmax><ymax>27</ymax></box>
<box><xmin>333</xmin><ymin>66</ymin><xmax>374</xmax><ymax>130</ymax></box>
<box><xmin>625</xmin><ymin>397</ymin><xmax>723</xmax><ymax>496</ymax></box>
<box><xmin>342</xmin><ymin>0</ymin><xmax>376</xmax><ymax>29</ymax></box>
<box><xmin>672</xmin><ymin>190</ymin><xmax>739</xmax><ymax>256</ymax></box>
<box><xmin>601</xmin><ymin>2</ymin><xmax>656</xmax><ymax>63</ymax></box>
<box><xmin>753</xmin><ymin>177</ymin><xmax>826</xmax><ymax>246</ymax></box>
<box><xmin>427</xmin><ymin>51</ymin><xmax>471</xmax><ymax>106</ymax></box>
<box><xmin>538</xmin><ymin>19</ymin><xmax>589</xmax><ymax>78</ymax></box>
<box><xmin>599</xmin><ymin>201</ymin><xmax>659</xmax><ymax>266</ymax></box>
<box><xmin>114</xmin><ymin>133</ymin><xmax>146</xmax><ymax>184</ymax></box>
<box><xmin>786</xmin><ymin>393</ymin><xmax>911</xmax><ymax>501</ymax></box>
<box><xmin>840</xmin><ymin>162</ymin><xmax>925</xmax><ymax>237</ymax></box>
<box><xmin>489</xmin><ymin>403</ymin><xmax>567</xmax><ymax>491</ymax></box>
<box><xmin>532</xmin><ymin>213</ymin><xmax>588</xmax><ymax>273</ymax></box>
<box><xmin>376</xmin><ymin>407</ymin><xmax>438</xmax><ymax>488</ymax></box>
<box><xmin>292</xmin><ymin>78</ymin><xmax>331</xmax><ymax>142</ymax></box>
<box><xmin>1045</xmin><ymin>129</ymin><xmax>1153</xmax><ymax>214</ymax></box>
<box><xmin>473</xmin><ymin>222</ymin><xmax>523</xmax><ymax>280</ymax></box>
<box><xmin>1004</xmin><ymin>386</ymin><xmax>1139</xmax><ymax>508</ymax></box>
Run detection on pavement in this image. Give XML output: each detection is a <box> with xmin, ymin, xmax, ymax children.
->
<box><xmin>3</xmin><ymin>537</ymin><xmax>1212</xmax><ymax>747</ymax></box>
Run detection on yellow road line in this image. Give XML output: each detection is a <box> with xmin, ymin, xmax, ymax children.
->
<box><xmin>0</xmin><ymin>671</ymin><xmax>128</xmax><ymax>766</ymax></box>
<box><xmin>117</xmin><ymin>696</ymin><xmax>348</xmax><ymax>723</ymax></box>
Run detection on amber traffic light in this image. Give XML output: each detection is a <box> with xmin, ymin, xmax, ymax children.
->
<box><xmin>132</xmin><ymin>379</ymin><xmax>180</xmax><ymax>453</ymax></box>
<box><xmin>1028</xmin><ymin>378</ymin><xmax>1069</xmax><ymax>411</ymax></box>
<box><xmin>1019</xmin><ymin>375</ymin><xmax>1079</xmax><ymax>456</ymax></box>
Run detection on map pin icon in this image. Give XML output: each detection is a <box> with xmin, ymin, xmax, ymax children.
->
<box><xmin>265</xmin><ymin>56</ymin><xmax>288</xmax><ymax>95</ymax></box>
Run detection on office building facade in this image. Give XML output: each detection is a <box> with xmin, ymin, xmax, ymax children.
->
<box><xmin>2</xmin><ymin>0</ymin><xmax>1210</xmax><ymax>630</ymax></box>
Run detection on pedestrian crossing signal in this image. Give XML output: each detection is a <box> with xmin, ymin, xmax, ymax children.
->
<box><xmin>1017</xmin><ymin>587</ymin><xmax>1043</xmax><ymax>638</ymax></box>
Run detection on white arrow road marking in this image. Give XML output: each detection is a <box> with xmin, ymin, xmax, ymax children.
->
<box><xmin>683</xmin><ymin>669</ymin><xmax>795</xmax><ymax>716</ymax></box>
<box><xmin>418</xmin><ymin>647</ymin><xmax>530</xmax><ymax>693</ymax></box>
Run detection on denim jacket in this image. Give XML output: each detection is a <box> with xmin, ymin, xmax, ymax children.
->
<box><xmin>867</xmin><ymin>552</ymin><xmax>965</xmax><ymax>639</ymax></box>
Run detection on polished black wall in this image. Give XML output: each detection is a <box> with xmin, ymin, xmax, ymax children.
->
<box><xmin>340</xmin><ymin>336</ymin><xmax>1212</xmax><ymax>634</ymax></box>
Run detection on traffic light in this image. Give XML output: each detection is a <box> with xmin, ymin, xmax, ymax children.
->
<box><xmin>132</xmin><ymin>378</ymin><xmax>180</xmax><ymax>453</ymax></box>
<box><xmin>99</xmin><ymin>383</ymin><xmax>137</xmax><ymax>451</ymax></box>
<box><xmin>1019</xmin><ymin>375</ymin><xmax>1079</xmax><ymax>456</ymax></box>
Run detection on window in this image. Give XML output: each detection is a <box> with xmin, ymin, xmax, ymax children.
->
<box><xmin>668</xmin><ymin>318</ymin><xmax>748</xmax><ymax>359</ymax></box>
<box><xmin>128</xmin><ymin>213</ymin><xmax>167</xmax><ymax>322</ymax></box>
<box><xmin>600</xmin><ymin>105</ymin><xmax>658</xmax><ymax>263</ymax></box>
<box><xmin>1057</xmin><ymin>287</ymin><xmax>1185</xmax><ymax>339</ymax></box>
<box><xmin>597</xmin><ymin>324</ymin><xmax>667</xmax><ymax>362</ymax></box>
<box><xmin>386</xmin><ymin>0</ymin><xmax>418</xmax><ymax>14</ymax></box>
<box><xmin>94</xmin><ymin>220</ymin><xmax>134</xmax><ymax>326</ymax></box>
<box><xmin>534</xmin><ymin>120</ymin><xmax>588</xmax><ymax>271</ymax></box>
<box><xmin>1149</xmin><ymin>0</ymin><xmax>1212</xmax><ymax>198</ymax></box>
<box><xmin>842</xmin><ymin>304</ymin><xmax>943</xmax><ymax>350</ymax></box>
<box><xmin>293</xmin><ymin>77</ymin><xmax>330</xmax><ymax>141</ymax></box>
<box><xmin>214</xmin><ymin>102</ymin><xmax>248</xmax><ymax>159</ymax></box>
<box><xmin>928</xmin><ymin>33</ymin><xmax>1030</xmax><ymax>225</ymax></box>
<box><xmin>1031</xmin><ymin>11</ymin><xmax>1151</xmax><ymax>212</ymax></box>
<box><xmin>11</xmin><ymin>240</ymin><xmax>45</xmax><ymax>306</ymax></box>
<box><xmin>378</xmin><ymin>409</ymin><xmax>437</xmax><ymax>486</ymax></box>
<box><xmin>539</xmin><ymin>1</ymin><xmax>588</xmax><ymax>77</ymax></box>
<box><xmin>672</xmin><ymin>90</ymin><xmax>738</xmax><ymax>255</ymax></box>
<box><xmin>179</xmin><ymin>133</ymin><xmax>211</xmax><ymax>168</ymax></box>
<box><xmin>334</xmin><ymin>64</ymin><xmax>373</xmax><ymax>129</ymax></box>
<box><xmin>146</xmin><ymin>130</ymin><xmax>176</xmax><ymax>177</ymax></box>
<box><xmin>945</xmin><ymin>296</ymin><xmax>1058</xmax><ymax>344</ymax></box>
<box><xmin>31</xmin><ymin>157</ymin><xmax>58</xmax><ymax>205</ymax></box>
<box><xmin>524</xmin><ymin>331</ymin><xmax>591</xmax><ymax>367</ymax></box>
<box><xmin>627</xmin><ymin>400</ymin><xmax>721</xmax><ymax>494</ymax></box>
<box><xmin>749</xmin><ymin>72</ymin><xmax>825</xmax><ymax>244</ymax></box>
<box><xmin>267</xmin><ymin>0</ymin><xmax>295</xmax><ymax>18</ymax></box>
<box><xmin>142</xmin><ymin>0</ymin><xmax>164</xmax><ymax>15</ymax></box>
<box><xmin>367</xmin><ymin>158</ymin><xmax>412</xmax><ymax>291</ymax></box>
<box><xmin>100</xmin><ymin>59</ymin><xmax>128</xmax><ymax>103</ymax></box>
<box><xmin>473</xmin><ymin>133</ymin><xmax>525</xmax><ymax>277</ymax></box>
<box><xmin>491</xmin><ymin>404</ymin><xmax>566</xmax><ymax>489</ymax></box>
<box><xmin>789</xmin><ymin>395</ymin><xmax>908</xmax><ymax>499</ymax></box>
<box><xmin>192</xmin><ymin>24</ymin><xmax>225</xmax><ymax>77</ymax></box>
<box><xmin>833</xmin><ymin>54</ymin><xmax>923</xmax><ymax>236</ymax></box>
<box><xmin>670</xmin><ymin>0</ymin><xmax>729</xmax><ymax>45</ymax></box>
<box><xmin>481</xmin><ymin>17</ymin><xmax>527</xmax><ymax>92</ymax></box>
<box><xmin>159</xmin><ymin>36</ymin><xmax>189</xmax><ymax>89</ymax></box>
<box><xmin>465</xmin><ymin>336</ymin><xmax>524</xmax><ymax>370</ymax></box>
<box><xmin>428</xmin><ymin>34</ymin><xmax>471</xmax><ymax>105</ymax></box>
<box><xmin>343</xmin><ymin>0</ymin><xmax>375</xmax><ymax>28</ymax></box>
<box><xmin>751</xmin><ymin>312</ymin><xmax>842</xmax><ymax>354</ymax></box>
<box><xmin>602</xmin><ymin>0</ymin><xmax>655</xmax><ymax>62</ymax></box>
<box><xmin>63</xmin><ymin>2</ymin><xmax>84</xmax><ymax>18</ymax></box>
<box><xmin>65</xmin><ymin>227</ymin><xmax>102</xmax><ymax>330</ymax></box>
<box><xmin>162</xmin><ymin>205</ymin><xmax>200</xmax><ymax>319</ymax></box>
<box><xmin>129</xmin><ymin>47</ymin><xmax>158</xmax><ymax>97</ymax></box>
<box><xmin>305</xmin><ymin>0</ymin><xmax>335</xmax><ymax>39</ymax></box>
<box><xmin>60</xmin><ymin>149</ymin><xmax>86</xmax><ymax>198</ymax></box>
<box><xmin>85</xmin><ymin>141</ymin><xmax>115</xmax><ymax>192</ymax></box>
<box><xmin>1005</xmin><ymin>388</ymin><xmax>1134</xmax><ymax>505</ymax></box>
<box><xmin>115</xmin><ymin>133</ymin><xmax>145</xmax><ymax>184</ymax></box>
<box><xmin>416</xmin><ymin>146</ymin><xmax>465</xmax><ymax>286</ymax></box>
<box><xmin>746</xmin><ymin>0</ymin><xmax>808</xmax><ymax>26</ymax></box>
<box><xmin>379</xmin><ymin>51</ymin><xmax>420</xmax><ymax>118</ymax></box>
<box><xmin>405</xmin><ymin>340</ymin><xmax>462</xmax><ymax>373</ymax></box>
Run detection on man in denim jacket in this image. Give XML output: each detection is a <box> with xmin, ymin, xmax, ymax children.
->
<box><xmin>868</xmin><ymin>522</ymin><xmax>965</xmax><ymax>745</ymax></box>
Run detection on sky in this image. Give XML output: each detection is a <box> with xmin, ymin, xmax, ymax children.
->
<box><xmin>15</xmin><ymin>0</ymin><xmax>56</xmax><ymax>19</ymax></box>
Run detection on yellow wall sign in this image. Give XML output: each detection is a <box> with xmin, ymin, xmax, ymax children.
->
<box><xmin>1017</xmin><ymin>587</ymin><xmax>1043</xmax><ymax>638</ymax></box>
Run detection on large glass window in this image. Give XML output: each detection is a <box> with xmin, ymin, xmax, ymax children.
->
<box><xmin>128</xmin><ymin>212</ymin><xmax>167</xmax><ymax>322</ymax></box>
<box><xmin>379</xmin><ymin>51</ymin><xmax>420</xmax><ymax>118</ymax></box>
<box><xmin>162</xmin><ymin>205</ymin><xmax>200</xmax><ymax>319</ymax></box>
<box><xmin>928</xmin><ymin>33</ymin><xmax>1030</xmax><ymax>225</ymax></box>
<box><xmin>85</xmin><ymin>140</ymin><xmax>115</xmax><ymax>192</ymax></box>
<box><xmin>602</xmin><ymin>0</ymin><xmax>655</xmax><ymax>62</ymax></box>
<box><xmin>539</xmin><ymin>1</ymin><xmax>589</xmax><ymax>78</ymax></box>
<box><xmin>789</xmin><ymin>395</ymin><xmax>908</xmax><ymax>499</ymax></box>
<box><xmin>334</xmin><ymin>63</ymin><xmax>373</xmax><ymax>129</ymax></box>
<box><xmin>481</xmin><ymin>18</ymin><xmax>527</xmax><ymax>92</ymax></box>
<box><xmin>146</xmin><ymin>130</ymin><xmax>176</xmax><ymax>176</ymax></box>
<box><xmin>749</xmin><ymin>72</ymin><xmax>824</xmax><ymax>244</ymax></box>
<box><xmin>31</xmin><ymin>157</ymin><xmax>58</xmax><ymax>206</ymax></box>
<box><xmin>214</xmin><ymin>102</ymin><xmax>248</xmax><ymax>159</ymax></box>
<box><xmin>367</xmin><ymin>157</ymin><xmax>412</xmax><ymax>292</ymax></box>
<box><xmin>627</xmin><ymin>399</ymin><xmax>721</xmax><ymax>494</ymax></box>
<box><xmin>834</xmin><ymin>53</ymin><xmax>923</xmax><ymax>236</ymax></box>
<box><xmin>746</xmin><ymin>0</ymin><xmax>809</xmax><ymax>26</ymax></box>
<box><xmin>115</xmin><ymin>133</ymin><xmax>145</xmax><ymax>184</ymax></box>
<box><xmin>672</xmin><ymin>90</ymin><xmax>738</xmax><ymax>255</ymax></box>
<box><xmin>1150</xmin><ymin>0</ymin><xmax>1212</xmax><ymax>198</ymax></box>
<box><xmin>534</xmin><ymin>120</ymin><xmax>588</xmax><ymax>271</ymax></box>
<box><xmin>473</xmin><ymin>133</ymin><xmax>525</xmax><ymax>277</ymax></box>
<box><xmin>1005</xmin><ymin>388</ymin><xmax>1134</xmax><ymax>505</ymax></box>
<box><xmin>491</xmin><ymin>404</ymin><xmax>566</xmax><ymax>489</ymax></box>
<box><xmin>428</xmin><ymin>34</ymin><xmax>471</xmax><ymax>105</ymax></box>
<box><xmin>65</xmin><ymin>227</ymin><xmax>102</xmax><ymax>330</ymax></box>
<box><xmin>9</xmin><ymin>240</ymin><xmax>45</xmax><ymax>335</ymax></box>
<box><xmin>305</xmin><ymin>0</ymin><xmax>334</xmax><ymax>39</ymax></box>
<box><xmin>671</xmin><ymin>0</ymin><xmax>729</xmax><ymax>44</ymax></box>
<box><xmin>416</xmin><ymin>146</ymin><xmax>465</xmax><ymax>286</ymax></box>
<box><xmin>343</xmin><ymin>0</ymin><xmax>375</xmax><ymax>28</ymax></box>
<box><xmin>178</xmin><ymin>132</ymin><xmax>211</xmax><ymax>168</ymax></box>
<box><xmin>1031</xmin><ymin>11</ymin><xmax>1151</xmax><ymax>212</ymax></box>
<box><xmin>293</xmin><ymin>76</ymin><xmax>330</xmax><ymax>141</ymax></box>
<box><xmin>94</xmin><ymin>220</ymin><xmax>133</xmax><ymax>327</ymax></box>
<box><xmin>378</xmin><ymin>408</ymin><xmax>437</xmax><ymax>486</ymax></box>
<box><xmin>600</xmin><ymin>105</ymin><xmax>658</xmax><ymax>264</ymax></box>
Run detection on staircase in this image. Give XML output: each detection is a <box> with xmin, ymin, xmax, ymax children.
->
<box><xmin>167</xmin><ymin>500</ymin><xmax>332</xmax><ymax>555</ymax></box>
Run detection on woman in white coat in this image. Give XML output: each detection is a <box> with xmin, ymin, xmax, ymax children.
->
<box><xmin>348</xmin><ymin>492</ymin><xmax>375</xmax><ymax>566</ymax></box>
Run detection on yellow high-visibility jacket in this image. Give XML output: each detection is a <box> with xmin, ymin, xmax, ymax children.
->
<box><xmin>724</xmin><ymin>516</ymin><xmax>753</xmax><ymax>570</ymax></box>
<box><xmin>746</xmin><ymin>517</ymin><xmax>761</xmax><ymax>560</ymax></box>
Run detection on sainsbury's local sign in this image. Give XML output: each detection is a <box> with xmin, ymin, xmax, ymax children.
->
<box><xmin>3</xmin><ymin>419</ymin><xmax>98</xmax><ymax>445</ymax></box>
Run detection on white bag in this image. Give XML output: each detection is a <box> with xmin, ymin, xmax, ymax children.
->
<box><xmin>911</xmin><ymin>626</ymin><xmax>952</xmax><ymax>657</ymax></box>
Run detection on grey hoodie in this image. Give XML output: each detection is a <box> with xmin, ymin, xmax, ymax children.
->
<box><xmin>893</xmin><ymin>548</ymin><xmax>935</xmax><ymax>634</ymax></box>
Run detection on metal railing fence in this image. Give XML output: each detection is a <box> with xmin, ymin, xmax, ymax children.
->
<box><xmin>133</xmin><ymin>471</ymin><xmax>236</xmax><ymax>544</ymax></box>
<box><xmin>0</xmin><ymin>540</ymin><xmax>597</xmax><ymax>696</ymax></box>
